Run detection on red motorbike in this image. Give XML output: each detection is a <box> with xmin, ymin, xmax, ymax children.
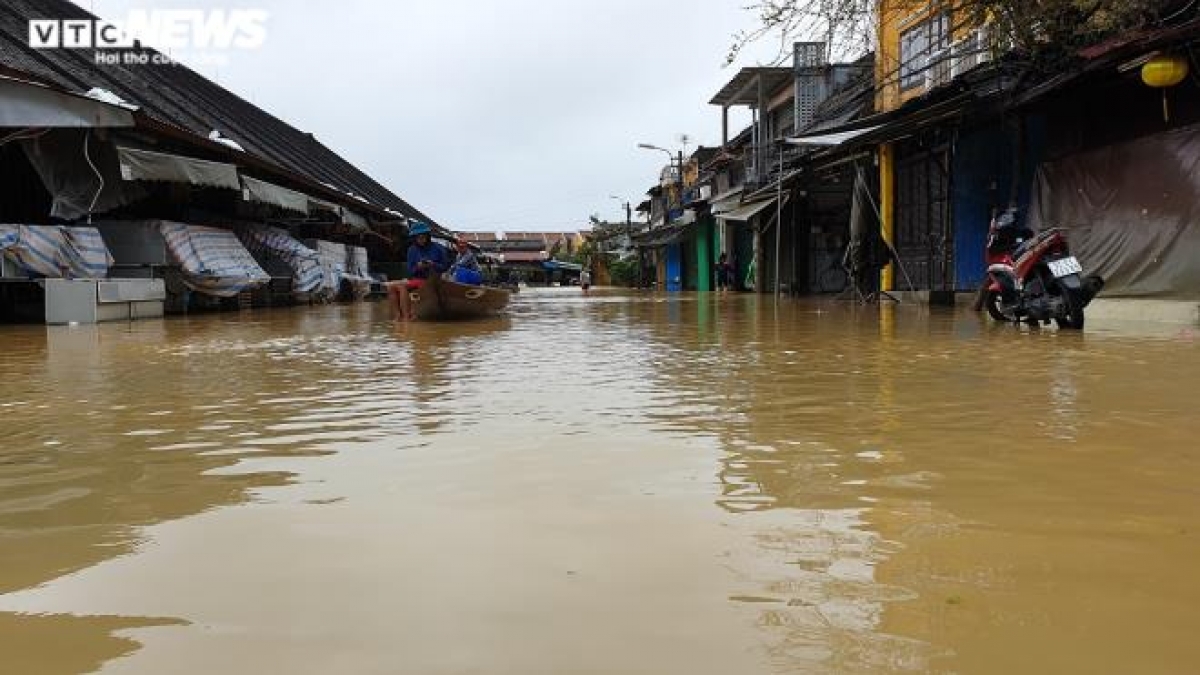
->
<box><xmin>983</xmin><ymin>209</ymin><xmax>1104</xmax><ymax>329</ymax></box>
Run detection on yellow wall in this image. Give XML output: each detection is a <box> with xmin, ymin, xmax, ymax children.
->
<box><xmin>683</xmin><ymin>159</ymin><xmax>700</xmax><ymax>188</ymax></box>
<box><xmin>875</xmin><ymin>0</ymin><xmax>979</xmax><ymax>112</ymax></box>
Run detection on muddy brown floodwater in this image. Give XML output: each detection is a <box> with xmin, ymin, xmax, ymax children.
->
<box><xmin>2</xmin><ymin>288</ymin><xmax>1199</xmax><ymax>674</ymax></box>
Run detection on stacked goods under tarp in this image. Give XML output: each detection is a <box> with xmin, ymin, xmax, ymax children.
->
<box><xmin>0</xmin><ymin>225</ymin><xmax>114</xmax><ymax>279</ymax></box>
<box><xmin>305</xmin><ymin>239</ymin><xmax>350</xmax><ymax>301</ymax></box>
<box><xmin>343</xmin><ymin>245</ymin><xmax>372</xmax><ymax>299</ymax></box>
<box><xmin>237</xmin><ymin>226</ymin><xmax>325</xmax><ymax>303</ymax></box>
<box><xmin>159</xmin><ymin>222</ymin><xmax>269</xmax><ymax>297</ymax></box>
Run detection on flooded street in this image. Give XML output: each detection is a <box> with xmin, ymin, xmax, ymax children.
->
<box><xmin>3</xmin><ymin>289</ymin><xmax>1200</xmax><ymax>674</ymax></box>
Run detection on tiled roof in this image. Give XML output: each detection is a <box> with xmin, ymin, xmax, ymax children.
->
<box><xmin>0</xmin><ymin>0</ymin><xmax>439</xmax><ymax>226</ymax></box>
<box><xmin>459</xmin><ymin>232</ymin><xmax>500</xmax><ymax>241</ymax></box>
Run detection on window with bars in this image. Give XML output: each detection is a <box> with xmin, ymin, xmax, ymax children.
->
<box><xmin>795</xmin><ymin>79</ymin><xmax>821</xmax><ymax>129</ymax></box>
<box><xmin>899</xmin><ymin>13</ymin><xmax>951</xmax><ymax>91</ymax></box>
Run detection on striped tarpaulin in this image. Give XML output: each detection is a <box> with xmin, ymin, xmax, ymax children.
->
<box><xmin>238</xmin><ymin>226</ymin><xmax>324</xmax><ymax>294</ymax></box>
<box><xmin>159</xmin><ymin>222</ymin><xmax>269</xmax><ymax>297</ymax></box>
<box><xmin>0</xmin><ymin>225</ymin><xmax>114</xmax><ymax>278</ymax></box>
<box><xmin>312</xmin><ymin>239</ymin><xmax>348</xmax><ymax>296</ymax></box>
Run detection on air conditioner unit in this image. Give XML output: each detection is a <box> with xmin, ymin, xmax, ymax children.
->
<box><xmin>976</xmin><ymin>27</ymin><xmax>992</xmax><ymax>64</ymax></box>
<box><xmin>950</xmin><ymin>38</ymin><xmax>974</xmax><ymax>78</ymax></box>
<box><xmin>925</xmin><ymin>48</ymin><xmax>951</xmax><ymax>89</ymax></box>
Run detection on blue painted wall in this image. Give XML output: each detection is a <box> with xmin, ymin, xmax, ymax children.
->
<box><xmin>665</xmin><ymin>243</ymin><xmax>683</xmax><ymax>292</ymax></box>
<box><xmin>952</xmin><ymin>117</ymin><xmax>1046</xmax><ymax>290</ymax></box>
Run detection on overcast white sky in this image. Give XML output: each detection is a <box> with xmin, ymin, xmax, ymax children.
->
<box><xmin>78</xmin><ymin>1</ymin><xmax>797</xmax><ymax>231</ymax></box>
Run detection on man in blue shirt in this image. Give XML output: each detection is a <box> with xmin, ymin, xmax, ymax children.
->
<box><xmin>389</xmin><ymin>221</ymin><xmax>451</xmax><ymax>320</ymax></box>
<box><xmin>405</xmin><ymin>222</ymin><xmax>451</xmax><ymax>282</ymax></box>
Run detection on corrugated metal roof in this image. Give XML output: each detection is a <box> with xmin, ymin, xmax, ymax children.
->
<box><xmin>709</xmin><ymin>67</ymin><xmax>793</xmax><ymax>107</ymax></box>
<box><xmin>0</xmin><ymin>0</ymin><xmax>440</xmax><ymax>227</ymax></box>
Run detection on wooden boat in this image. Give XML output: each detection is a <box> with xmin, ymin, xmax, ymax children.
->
<box><xmin>411</xmin><ymin>274</ymin><xmax>511</xmax><ymax>320</ymax></box>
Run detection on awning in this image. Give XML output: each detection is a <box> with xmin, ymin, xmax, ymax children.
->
<box><xmin>499</xmin><ymin>250</ymin><xmax>546</xmax><ymax>263</ymax></box>
<box><xmin>787</xmin><ymin>125</ymin><xmax>881</xmax><ymax>147</ymax></box>
<box><xmin>717</xmin><ymin>195</ymin><xmax>788</xmax><ymax>222</ymax></box>
<box><xmin>0</xmin><ymin>76</ymin><xmax>135</xmax><ymax>128</ymax></box>
<box><xmin>543</xmin><ymin>260</ymin><xmax>583</xmax><ymax>272</ymax></box>
<box><xmin>307</xmin><ymin>196</ymin><xmax>368</xmax><ymax>230</ymax></box>
<box><xmin>710</xmin><ymin>186</ymin><xmax>743</xmax><ymax>203</ymax></box>
<box><xmin>341</xmin><ymin>209</ymin><xmax>369</xmax><ymax>231</ymax></box>
<box><xmin>241</xmin><ymin>175</ymin><xmax>310</xmax><ymax>214</ymax></box>
<box><xmin>117</xmin><ymin>147</ymin><xmax>240</xmax><ymax>189</ymax></box>
<box><xmin>633</xmin><ymin>221</ymin><xmax>696</xmax><ymax>248</ymax></box>
<box><xmin>309</xmin><ymin>197</ymin><xmax>341</xmax><ymax>213</ymax></box>
<box><xmin>711</xmin><ymin>189</ymin><xmax>745</xmax><ymax>215</ymax></box>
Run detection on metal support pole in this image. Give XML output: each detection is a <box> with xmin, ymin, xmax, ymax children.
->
<box><xmin>757</xmin><ymin>75</ymin><xmax>765</xmax><ymax>184</ymax></box>
<box><xmin>774</xmin><ymin>144</ymin><xmax>783</xmax><ymax>303</ymax></box>
<box><xmin>677</xmin><ymin>151</ymin><xmax>684</xmax><ymax>210</ymax></box>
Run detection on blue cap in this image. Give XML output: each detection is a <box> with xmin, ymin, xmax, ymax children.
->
<box><xmin>408</xmin><ymin>222</ymin><xmax>431</xmax><ymax>236</ymax></box>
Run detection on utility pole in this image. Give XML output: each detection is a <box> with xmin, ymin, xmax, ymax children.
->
<box><xmin>627</xmin><ymin>201</ymin><xmax>639</xmax><ymax>288</ymax></box>
<box><xmin>775</xmin><ymin>142</ymin><xmax>783</xmax><ymax>303</ymax></box>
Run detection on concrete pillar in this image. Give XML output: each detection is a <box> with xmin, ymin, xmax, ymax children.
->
<box><xmin>696</xmin><ymin>220</ymin><xmax>711</xmax><ymax>292</ymax></box>
<box><xmin>879</xmin><ymin>143</ymin><xmax>896</xmax><ymax>291</ymax></box>
<box><xmin>753</xmin><ymin>224</ymin><xmax>763</xmax><ymax>293</ymax></box>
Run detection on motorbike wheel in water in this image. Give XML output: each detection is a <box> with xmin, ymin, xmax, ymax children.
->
<box><xmin>1054</xmin><ymin>287</ymin><xmax>1086</xmax><ymax>330</ymax></box>
<box><xmin>984</xmin><ymin>290</ymin><xmax>1013</xmax><ymax>323</ymax></box>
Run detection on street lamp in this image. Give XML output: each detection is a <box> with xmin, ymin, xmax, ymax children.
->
<box><xmin>636</xmin><ymin>142</ymin><xmax>685</xmax><ymax>222</ymax></box>
<box><xmin>608</xmin><ymin>195</ymin><xmax>632</xmax><ymax>227</ymax></box>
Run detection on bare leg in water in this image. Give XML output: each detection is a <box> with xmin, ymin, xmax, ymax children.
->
<box><xmin>387</xmin><ymin>282</ymin><xmax>409</xmax><ymax>321</ymax></box>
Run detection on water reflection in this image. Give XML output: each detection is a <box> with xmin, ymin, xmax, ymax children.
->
<box><xmin>637</xmin><ymin>293</ymin><xmax>1200</xmax><ymax>672</ymax></box>
<box><xmin>1</xmin><ymin>291</ymin><xmax>1199</xmax><ymax>674</ymax></box>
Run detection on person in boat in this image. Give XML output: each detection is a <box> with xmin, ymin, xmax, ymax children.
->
<box><xmin>446</xmin><ymin>237</ymin><xmax>485</xmax><ymax>286</ymax></box>
<box><xmin>389</xmin><ymin>221</ymin><xmax>451</xmax><ymax>320</ymax></box>
<box><xmin>450</xmin><ymin>237</ymin><xmax>481</xmax><ymax>274</ymax></box>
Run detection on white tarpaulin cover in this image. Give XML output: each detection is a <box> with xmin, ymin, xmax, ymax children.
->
<box><xmin>237</xmin><ymin>226</ymin><xmax>324</xmax><ymax>294</ymax></box>
<box><xmin>241</xmin><ymin>176</ymin><xmax>310</xmax><ymax>214</ymax></box>
<box><xmin>717</xmin><ymin>195</ymin><xmax>789</xmax><ymax>222</ymax></box>
<box><xmin>787</xmin><ymin>125</ymin><xmax>881</xmax><ymax>147</ymax></box>
<box><xmin>159</xmin><ymin>222</ymin><xmax>269</xmax><ymax>297</ymax></box>
<box><xmin>117</xmin><ymin>147</ymin><xmax>240</xmax><ymax>190</ymax></box>
<box><xmin>0</xmin><ymin>77</ymin><xmax>135</xmax><ymax>128</ymax></box>
<box><xmin>0</xmin><ymin>225</ymin><xmax>114</xmax><ymax>278</ymax></box>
